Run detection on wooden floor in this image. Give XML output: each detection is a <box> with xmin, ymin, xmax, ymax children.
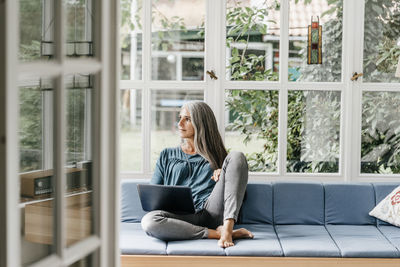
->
<box><xmin>121</xmin><ymin>255</ymin><xmax>400</xmax><ymax>267</ymax></box>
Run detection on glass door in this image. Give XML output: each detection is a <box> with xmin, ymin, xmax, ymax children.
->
<box><xmin>2</xmin><ymin>0</ymin><xmax>119</xmax><ymax>266</ymax></box>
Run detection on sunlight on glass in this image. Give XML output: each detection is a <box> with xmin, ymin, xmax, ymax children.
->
<box><xmin>151</xmin><ymin>0</ymin><xmax>205</xmax><ymax>81</ymax></box>
<box><xmin>363</xmin><ymin>1</ymin><xmax>400</xmax><ymax>83</ymax></box>
<box><xmin>19</xmin><ymin>77</ymin><xmax>55</xmax><ymax>265</ymax></box>
<box><xmin>121</xmin><ymin>0</ymin><xmax>143</xmax><ymax>80</ymax></box>
<box><xmin>120</xmin><ymin>89</ymin><xmax>142</xmax><ymax>172</ymax></box>
<box><xmin>225</xmin><ymin>89</ymin><xmax>279</xmax><ymax>172</ymax></box>
<box><xmin>65</xmin><ymin>73</ymin><xmax>94</xmax><ymax>247</ymax></box>
<box><xmin>287</xmin><ymin>90</ymin><xmax>341</xmax><ymax>173</ymax></box>
<box><xmin>361</xmin><ymin>92</ymin><xmax>400</xmax><ymax>174</ymax></box>
<box><xmin>226</xmin><ymin>0</ymin><xmax>280</xmax><ymax>81</ymax></box>
<box><xmin>288</xmin><ymin>0</ymin><xmax>343</xmax><ymax>82</ymax></box>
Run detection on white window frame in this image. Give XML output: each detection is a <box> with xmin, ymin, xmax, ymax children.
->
<box><xmin>349</xmin><ymin>0</ymin><xmax>400</xmax><ymax>182</ymax></box>
<box><xmin>120</xmin><ymin>0</ymin><xmax>400</xmax><ymax>183</ymax></box>
<box><xmin>1</xmin><ymin>0</ymin><xmax>119</xmax><ymax>266</ymax></box>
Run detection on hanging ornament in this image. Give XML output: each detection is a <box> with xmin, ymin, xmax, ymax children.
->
<box><xmin>307</xmin><ymin>16</ymin><xmax>322</xmax><ymax>65</ymax></box>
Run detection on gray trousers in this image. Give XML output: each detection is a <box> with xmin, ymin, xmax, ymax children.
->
<box><xmin>141</xmin><ymin>151</ymin><xmax>248</xmax><ymax>241</ymax></box>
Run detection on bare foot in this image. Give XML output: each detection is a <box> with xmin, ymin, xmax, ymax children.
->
<box><xmin>217</xmin><ymin>225</ymin><xmax>234</xmax><ymax>248</ymax></box>
<box><xmin>232</xmin><ymin>228</ymin><xmax>254</xmax><ymax>240</ymax></box>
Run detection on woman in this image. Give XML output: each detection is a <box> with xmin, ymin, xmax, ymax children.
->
<box><xmin>141</xmin><ymin>101</ymin><xmax>253</xmax><ymax>248</ymax></box>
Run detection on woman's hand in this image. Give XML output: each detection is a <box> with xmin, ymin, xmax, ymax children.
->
<box><xmin>211</xmin><ymin>168</ymin><xmax>222</xmax><ymax>182</ymax></box>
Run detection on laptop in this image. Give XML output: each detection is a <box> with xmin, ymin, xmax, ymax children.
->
<box><xmin>137</xmin><ymin>184</ymin><xmax>196</xmax><ymax>214</ymax></box>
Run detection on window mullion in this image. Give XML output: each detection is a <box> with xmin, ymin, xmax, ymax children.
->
<box><xmin>350</xmin><ymin>0</ymin><xmax>365</xmax><ymax>180</ymax></box>
<box><xmin>341</xmin><ymin>0</ymin><xmax>356</xmax><ymax>181</ymax></box>
<box><xmin>54</xmin><ymin>0</ymin><xmax>66</xmax><ymax>263</ymax></box>
<box><xmin>218</xmin><ymin>0</ymin><xmax>227</xmax><ymax>138</ymax></box>
<box><xmin>142</xmin><ymin>0</ymin><xmax>152</xmax><ymax>174</ymax></box>
<box><xmin>43</xmin><ymin>90</ymin><xmax>53</xmax><ymax>170</ymax></box>
<box><xmin>204</xmin><ymin>0</ymin><xmax>221</xmax><ymax>130</ymax></box>
<box><xmin>84</xmin><ymin>89</ymin><xmax>92</xmax><ymax>161</ymax></box>
<box><xmin>278</xmin><ymin>0</ymin><xmax>289</xmax><ymax>177</ymax></box>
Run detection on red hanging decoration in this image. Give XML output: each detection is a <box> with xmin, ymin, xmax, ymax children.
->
<box><xmin>308</xmin><ymin>16</ymin><xmax>322</xmax><ymax>65</ymax></box>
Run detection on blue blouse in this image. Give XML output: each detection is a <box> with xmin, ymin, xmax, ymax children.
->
<box><xmin>151</xmin><ymin>146</ymin><xmax>216</xmax><ymax>210</ymax></box>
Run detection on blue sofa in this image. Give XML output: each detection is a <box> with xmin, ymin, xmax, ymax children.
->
<box><xmin>120</xmin><ymin>180</ymin><xmax>400</xmax><ymax>267</ymax></box>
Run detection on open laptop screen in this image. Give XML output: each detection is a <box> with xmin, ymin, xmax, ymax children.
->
<box><xmin>137</xmin><ymin>184</ymin><xmax>196</xmax><ymax>214</ymax></box>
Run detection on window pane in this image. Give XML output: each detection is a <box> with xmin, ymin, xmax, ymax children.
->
<box><xmin>19</xmin><ymin>0</ymin><xmax>54</xmax><ymax>61</ymax></box>
<box><xmin>226</xmin><ymin>0</ymin><xmax>280</xmax><ymax>81</ymax></box>
<box><xmin>120</xmin><ymin>89</ymin><xmax>142</xmax><ymax>172</ymax></box>
<box><xmin>19</xmin><ymin>77</ymin><xmax>54</xmax><ymax>265</ymax></box>
<box><xmin>361</xmin><ymin>92</ymin><xmax>400</xmax><ymax>174</ymax></box>
<box><xmin>151</xmin><ymin>90</ymin><xmax>204</xmax><ymax>169</ymax></box>
<box><xmin>225</xmin><ymin>90</ymin><xmax>279</xmax><ymax>172</ymax></box>
<box><xmin>65</xmin><ymin>0</ymin><xmax>94</xmax><ymax>58</ymax></box>
<box><xmin>287</xmin><ymin>90</ymin><xmax>341</xmax><ymax>173</ymax></box>
<box><xmin>151</xmin><ymin>0</ymin><xmax>205</xmax><ymax>81</ymax></box>
<box><xmin>363</xmin><ymin>1</ymin><xmax>400</xmax><ymax>83</ymax></box>
<box><xmin>121</xmin><ymin>0</ymin><xmax>143</xmax><ymax>80</ymax></box>
<box><xmin>289</xmin><ymin>0</ymin><xmax>343</xmax><ymax>82</ymax></box>
<box><xmin>19</xmin><ymin>86</ymin><xmax>43</xmax><ymax>172</ymax></box>
<box><xmin>65</xmin><ymin>74</ymin><xmax>93</xmax><ymax>247</ymax></box>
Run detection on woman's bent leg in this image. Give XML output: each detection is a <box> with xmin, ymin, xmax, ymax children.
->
<box><xmin>202</xmin><ymin>151</ymin><xmax>251</xmax><ymax>247</ymax></box>
<box><xmin>141</xmin><ymin>210</ymin><xmax>208</xmax><ymax>241</ymax></box>
<box><xmin>204</xmin><ymin>151</ymin><xmax>249</xmax><ymax>226</ymax></box>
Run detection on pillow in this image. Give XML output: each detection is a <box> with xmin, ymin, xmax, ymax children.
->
<box><xmin>369</xmin><ymin>185</ymin><xmax>400</xmax><ymax>227</ymax></box>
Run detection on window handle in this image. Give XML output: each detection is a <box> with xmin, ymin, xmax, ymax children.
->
<box><xmin>206</xmin><ymin>70</ymin><xmax>218</xmax><ymax>80</ymax></box>
<box><xmin>351</xmin><ymin>72</ymin><xmax>363</xmax><ymax>81</ymax></box>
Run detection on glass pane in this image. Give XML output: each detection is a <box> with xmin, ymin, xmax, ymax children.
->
<box><xmin>19</xmin><ymin>77</ymin><xmax>55</xmax><ymax>265</ymax></box>
<box><xmin>65</xmin><ymin>74</ymin><xmax>93</xmax><ymax>247</ymax></box>
<box><xmin>65</xmin><ymin>0</ymin><xmax>94</xmax><ymax>57</ymax></box>
<box><xmin>151</xmin><ymin>0</ymin><xmax>205</xmax><ymax>81</ymax></box>
<box><xmin>225</xmin><ymin>90</ymin><xmax>279</xmax><ymax>172</ymax></box>
<box><xmin>68</xmin><ymin>252</ymin><xmax>95</xmax><ymax>267</ymax></box>
<box><xmin>287</xmin><ymin>90</ymin><xmax>341</xmax><ymax>173</ymax></box>
<box><xmin>361</xmin><ymin>92</ymin><xmax>400</xmax><ymax>174</ymax></box>
<box><xmin>121</xmin><ymin>0</ymin><xmax>143</xmax><ymax>80</ymax></box>
<box><xmin>120</xmin><ymin>89</ymin><xmax>142</xmax><ymax>172</ymax></box>
<box><xmin>151</xmin><ymin>90</ymin><xmax>204</xmax><ymax>169</ymax></box>
<box><xmin>289</xmin><ymin>0</ymin><xmax>343</xmax><ymax>82</ymax></box>
<box><xmin>363</xmin><ymin>1</ymin><xmax>400</xmax><ymax>83</ymax></box>
<box><xmin>226</xmin><ymin>0</ymin><xmax>280</xmax><ymax>81</ymax></box>
<box><xmin>19</xmin><ymin>0</ymin><xmax>54</xmax><ymax>61</ymax></box>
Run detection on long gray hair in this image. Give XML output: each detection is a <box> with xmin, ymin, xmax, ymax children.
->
<box><xmin>182</xmin><ymin>101</ymin><xmax>227</xmax><ymax>170</ymax></box>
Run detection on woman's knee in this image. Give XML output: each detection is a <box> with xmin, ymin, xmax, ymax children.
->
<box><xmin>227</xmin><ymin>151</ymin><xmax>248</xmax><ymax>168</ymax></box>
<box><xmin>141</xmin><ymin>210</ymin><xmax>163</xmax><ymax>235</ymax></box>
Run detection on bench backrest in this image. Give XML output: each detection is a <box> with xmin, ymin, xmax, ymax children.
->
<box><xmin>120</xmin><ymin>180</ymin><xmax>400</xmax><ymax>226</ymax></box>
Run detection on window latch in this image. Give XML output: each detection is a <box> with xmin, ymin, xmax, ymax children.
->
<box><xmin>206</xmin><ymin>70</ymin><xmax>218</xmax><ymax>80</ymax></box>
<box><xmin>351</xmin><ymin>72</ymin><xmax>363</xmax><ymax>81</ymax></box>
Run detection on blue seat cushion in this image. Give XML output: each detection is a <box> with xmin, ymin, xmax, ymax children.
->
<box><xmin>120</xmin><ymin>223</ymin><xmax>167</xmax><ymax>255</ymax></box>
<box><xmin>275</xmin><ymin>225</ymin><xmax>340</xmax><ymax>257</ymax></box>
<box><xmin>239</xmin><ymin>183</ymin><xmax>273</xmax><ymax>224</ymax></box>
<box><xmin>273</xmin><ymin>182</ymin><xmax>324</xmax><ymax>225</ymax></box>
<box><xmin>225</xmin><ymin>224</ymin><xmax>282</xmax><ymax>256</ymax></box>
<box><xmin>121</xmin><ymin>179</ymin><xmax>148</xmax><ymax>223</ymax></box>
<box><xmin>166</xmin><ymin>239</ymin><xmax>226</xmax><ymax>256</ymax></box>
<box><xmin>372</xmin><ymin>183</ymin><xmax>400</xmax><ymax>226</ymax></box>
<box><xmin>378</xmin><ymin>226</ymin><xmax>400</xmax><ymax>252</ymax></box>
<box><xmin>326</xmin><ymin>225</ymin><xmax>399</xmax><ymax>257</ymax></box>
<box><xmin>325</xmin><ymin>183</ymin><xmax>376</xmax><ymax>225</ymax></box>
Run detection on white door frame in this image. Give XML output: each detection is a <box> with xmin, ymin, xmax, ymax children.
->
<box><xmin>0</xmin><ymin>0</ymin><xmax>120</xmax><ymax>266</ymax></box>
<box><xmin>1</xmin><ymin>0</ymin><xmax>21</xmax><ymax>266</ymax></box>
